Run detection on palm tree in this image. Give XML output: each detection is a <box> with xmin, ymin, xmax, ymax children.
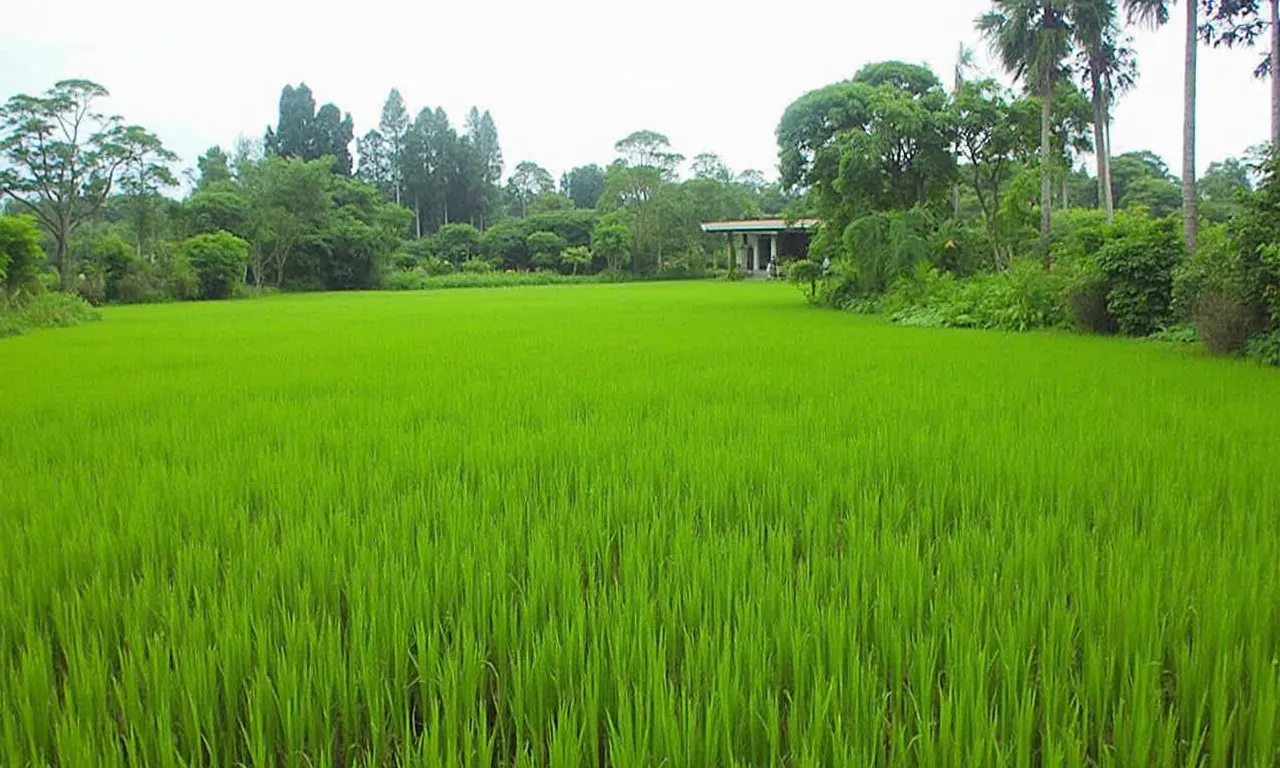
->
<box><xmin>1125</xmin><ymin>0</ymin><xmax>1198</xmax><ymax>253</ymax></box>
<box><xmin>1072</xmin><ymin>0</ymin><xmax>1137</xmax><ymax>220</ymax></box>
<box><xmin>952</xmin><ymin>43</ymin><xmax>978</xmax><ymax>216</ymax></box>
<box><xmin>978</xmin><ymin>0</ymin><xmax>1073</xmax><ymax>268</ymax></box>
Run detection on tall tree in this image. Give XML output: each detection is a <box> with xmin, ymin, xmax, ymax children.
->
<box><xmin>507</xmin><ymin>161</ymin><xmax>555</xmax><ymax>216</ymax></box>
<box><xmin>691</xmin><ymin>153</ymin><xmax>734</xmax><ymax>182</ymax></box>
<box><xmin>379</xmin><ymin>89</ymin><xmax>410</xmax><ymax>204</ymax></box>
<box><xmin>1073</xmin><ymin>0</ymin><xmax>1137</xmax><ymax>219</ymax></box>
<box><xmin>195</xmin><ymin>146</ymin><xmax>232</xmax><ymax>189</ymax></box>
<box><xmin>312</xmin><ymin>103</ymin><xmax>355</xmax><ymax>175</ymax></box>
<box><xmin>0</xmin><ymin>79</ymin><xmax>165</xmax><ymax>289</ymax></box>
<box><xmin>118</xmin><ymin>126</ymin><xmax>179</xmax><ymax>258</ymax></box>
<box><xmin>266</xmin><ymin>83</ymin><xmax>316</xmax><ymax>158</ymax></box>
<box><xmin>978</xmin><ymin>0</ymin><xmax>1073</xmax><ymax>267</ymax></box>
<box><xmin>560</xmin><ymin>164</ymin><xmax>606</xmax><ymax>208</ymax></box>
<box><xmin>464</xmin><ymin>108</ymin><xmax>503</xmax><ymax>227</ymax></box>
<box><xmin>614</xmin><ymin>131</ymin><xmax>684</xmax><ymax>179</ymax></box>
<box><xmin>356</xmin><ymin>130</ymin><xmax>394</xmax><ymax>199</ymax></box>
<box><xmin>1124</xmin><ymin>0</ymin><xmax>1199</xmax><ymax>252</ymax></box>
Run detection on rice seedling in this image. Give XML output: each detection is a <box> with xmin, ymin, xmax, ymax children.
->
<box><xmin>1</xmin><ymin>281</ymin><xmax>1277</xmax><ymax>766</ymax></box>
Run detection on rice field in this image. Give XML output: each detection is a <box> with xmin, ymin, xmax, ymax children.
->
<box><xmin>2</xmin><ymin>281</ymin><xmax>1278</xmax><ymax>767</ymax></box>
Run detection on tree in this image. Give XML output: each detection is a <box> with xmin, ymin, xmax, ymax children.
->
<box><xmin>436</xmin><ymin>222</ymin><xmax>481</xmax><ymax>264</ymax></box>
<box><xmin>195</xmin><ymin>146</ymin><xmax>232</xmax><ymax>189</ymax></box>
<box><xmin>0</xmin><ymin>79</ymin><xmax>167</xmax><ymax>290</ymax></box>
<box><xmin>185</xmin><ymin>181</ymin><xmax>251</xmax><ymax>240</ymax></box>
<box><xmin>526</xmin><ymin>230</ymin><xmax>565</xmax><ymax>269</ymax></box>
<box><xmin>1072</xmin><ymin>0</ymin><xmax>1137</xmax><ymax>219</ymax></box>
<box><xmin>117</xmin><ymin>126</ymin><xmax>178</xmax><ymax>258</ymax></box>
<box><xmin>591</xmin><ymin>214</ymin><xmax>633</xmax><ymax>272</ymax></box>
<box><xmin>1199</xmin><ymin>155</ymin><xmax>1254</xmax><ymax>218</ymax></box>
<box><xmin>978</xmin><ymin>0</ymin><xmax>1073</xmax><ymax>266</ymax></box>
<box><xmin>464</xmin><ymin>108</ymin><xmax>503</xmax><ymax>227</ymax></box>
<box><xmin>356</xmin><ymin>130</ymin><xmax>394</xmax><ymax>199</ymax></box>
<box><xmin>266</xmin><ymin>83</ymin><xmax>317</xmax><ymax>158</ymax></box>
<box><xmin>951</xmin><ymin>79</ymin><xmax>1028</xmax><ymax>266</ymax></box>
<box><xmin>691</xmin><ymin>153</ymin><xmax>733</xmax><ymax>182</ymax></box>
<box><xmin>265</xmin><ymin>84</ymin><xmax>354</xmax><ymax>174</ymax></box>
<box><xmin>1125</xmin><ymin>0</ymin><xmax>1199</xmax><ymax>252</ymax></box>
<box><xmin>182</xmin><ymin>231</ymin><xmax>249</xmax><ymax>299</ymax></box>
<box><xmin>1110</xmin><ymin>149</ymin><xmax>1178</xmax><ymax>202</ymax></box>
<box><xmin>242</xmin><ymin>155</ymin><xmax>332</xmax><ymax>287</ymax></box>
<box><xmin>614</xmin><ymin>130</ymin><xmax>684</xmax><ymax>179</ymax></box>
<box><xmin>507</xmin><ymin>161</ymin><xmax>555</xmax><ymax>216</ymax></box>
<box><xmin>312</xmin><ymin>103</ymin><xmax>355</xmax><ymax>175</ymax></box>
<box><xmin>379</xmin><ymin>89</ymin><xmax>410</xmax><ymax>204</ymax></box>
<box><xmin>0</xmin><ymin>214</ymin><xmax>44</xmax><ymax>296</ymax></box>
<box><xmin>561</xmin><ymin>245</ymin><xmax>591</xmax><ymax>274</ymax></box>
<box><xmin>560</xmin><ymin>164</ymin><xmax>606</xmax><ymax>208</ymax></box>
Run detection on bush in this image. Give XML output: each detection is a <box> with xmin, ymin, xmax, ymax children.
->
<box><xmin>0</xmin><ymin>215</ymin><xmax>46</xmax><ymax>297</ymax></box>
<box><xmin>1245</xmin><ymin>330</ymin><xmax>1280</xmax><ymax>366</ymax></box>
<box><xmin>182</xmin><ymin>231</ymin><xmax>250</xmax><ymax>300</ymax></box>
<box><xmin>1095</xmin><ymin>213</ymin><xmax>1181</xmax><ymax>336</ymax></box>
<box><xmin>884</xmin><ymin>261</ymin><xmax>1071</xmax><ymax>332</ymax></box>
<box><xmin>1193</xmin><ymin>290</ymin><xmax>1265</xmax><ymax>355</ymax></box>
<box><xmin>1068</xmin><ymin>267</ymin><xmax>1118</xmax><ymax>334</ymax></box>
<box><xmin>1</xmin><ymin>291</ymin><xmax>101</xmax><ymax>337</ymax></box>
<box><xmin>462</xmin><ymin>257</ymin><xmax>493</xmax><ymax>274</ymax></box>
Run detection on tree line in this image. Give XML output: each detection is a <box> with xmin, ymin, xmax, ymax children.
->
<box><xmin>0</xmin><ymin>79</ymin><xmax>791</xmax><ymax>307</ymax></box>
<box><xmin>777</xmin><ymin>0</ymin><xmax>1280</xmax><ymax>364</ymax></box>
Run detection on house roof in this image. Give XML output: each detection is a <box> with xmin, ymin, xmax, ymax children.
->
<box><xmin>699</xmin><ymin>218</ymin><xmax>819</xmax><ymax>233</ymax></box>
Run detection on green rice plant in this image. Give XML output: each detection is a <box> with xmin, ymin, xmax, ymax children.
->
<box><xmin>0</xmin><ymin>281</ymin><xmax>1277</xmax><ymax>766</ymax></box>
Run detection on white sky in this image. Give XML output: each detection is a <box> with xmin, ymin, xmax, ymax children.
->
<box><xmin>1</xmin><ymin>0</ymin><xmax>1272</xmax><ymax>184</ymax></box>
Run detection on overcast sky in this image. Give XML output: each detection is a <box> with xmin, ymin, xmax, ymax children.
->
<box><xmin>2</xmin><ymin>0</ymin><xmax>1272</xmax><ymax>184</ymax></box>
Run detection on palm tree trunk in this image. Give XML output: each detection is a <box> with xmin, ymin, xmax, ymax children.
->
<box><xmin>1102</xmin><ymin>112</ymin><xmax>1116</xmax><ymax>216</ymax></box>
<box><xmin>1091</xmin><ymin>68</ymin><xmax>1114</xmax><ymax>221</ymax></box>
<box><xmin>1040</xmin><ymin>82</ymin><xmax>1054</xmax><ymax>269</ymax></box>
<box><xmin>1182</xmin><ymin>0</ymin><xmax>1199</xmax><ymax>254</ymax></box>
<box><xmin>1272</xmin><ymin>0</ymin><xmax>1279</xmax><ymax>149</ymax></box>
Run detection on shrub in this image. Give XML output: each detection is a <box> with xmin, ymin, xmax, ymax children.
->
<box><xmin>462</xmin><ymin>257</ymin><xmax>493</xmax><ymax>274</ymax></box>
<box><xmin>182</xmin><ymin>231</ymin><xmax>250</xmax><ymax>300</ymax></box>
<box><xmin>0</xmin><ymin>291</ymin><xmax>101</xmax><ymax>337</ymax></box>
<box><xmin>1245</xmin><ymin>330</ymin><xmax>1280</xmax><ymax>366</ymax></box>
<box><xmin>1095</xmin><ymin>213</ymin><xmax>1181</xmax><ymax>336</ymax></box>
<box><xmin>436</xmin><ymin>223</ymin><xmax>482</xmax><ymax>265</ymax></box>
<box><xmin>526</xmin><ymin>231</ymin><xmax>565</xmax><ymax>270</ymax></box>
<box><xmin>787</xmin><ymin>260</ymin><xmax>825</xmax><ymax>303</ymax></box>
<box><xmin>1068</xmin><ymin>267</ymin><xmax>1117</xmax><ymax>334</ymax></box>
<box><xmin>1193</xmin><ymin>290</ymin><xmax>1265</xmax><ymax>355</ymax></box>
<box><xmin>0</xmin><ymin>215</ymin><xmax>45</xmax><ymax>297</ymax></box>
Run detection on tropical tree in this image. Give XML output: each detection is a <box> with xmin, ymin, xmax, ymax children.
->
<box><xmin>978</xmin><ymin>0</ymin><xmax>1074</xmax><ymax>266</ymax></box>
<box><xmin>1072</xmin><ymin>0</ymin><xmax>1138</xmax><ymax>218</ymax></box>
<box><xmin>0</xmin><ymin>79</ymin><xmax>168</xmax><ymax>289</ymax></box>
<box><xmin>1125</xmin><ymin>0</ymin><xmax>1199</xmax><ymax>252</ymax></box>
<box><xmin>507</xmin><ymin>161</ymin><xmax>555</xmax><ymax>217</ymax></box>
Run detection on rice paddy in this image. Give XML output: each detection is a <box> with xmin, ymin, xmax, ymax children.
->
<box><xmin>2</xmin><ymin>281</ymin><xmax>1278</xmax><ymax>767</ymax></box>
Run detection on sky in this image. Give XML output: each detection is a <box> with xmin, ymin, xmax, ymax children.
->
<box><xmin>1</xmin><ymin>0</ymin><xmax>1273</xmax><ymax>185</ymax></box>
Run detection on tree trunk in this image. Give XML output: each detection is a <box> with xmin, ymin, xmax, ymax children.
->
<box><xmin>1102</xmin><ymin>115</ymin><xmax>1115</xmax><ymax>217</ymax></box>
<box><xmin>415</xmin><ymin>195</ymin><xmax>422</xmax><ymax>239</ymax></box>
<box><xmin>1091</xmin><ymin>68</ymin><xmax>1114</xmax><ymax>221</ymax></box>
<box><xmin>55</xmin><ymin>227</ymin><xmax>73</xmax><ymax>292</ymax></box>
<box><xmin>1062</xmin><ymin>173</ymin><xmax>1070</xmax><ymax>209</ymax></box>
<box><xmin>1040</xmin><ymin>81</ymin><xmax>1054</xmax><ymax>269</ymax></box>
<box><xmin>1272</xmin><ymin>0</ymin><xmax>1280</xmax><ymax>149</ymax></box>
<box><xmin>1183</xmin><ymin>0</ymin><xmax>1199</xmax><ymax>255</ymax></box>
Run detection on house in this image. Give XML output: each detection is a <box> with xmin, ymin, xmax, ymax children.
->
<box><xmin>699</xmin><ymin>218</ymin><xmax>819</xmax><ymax>274</ymax></box>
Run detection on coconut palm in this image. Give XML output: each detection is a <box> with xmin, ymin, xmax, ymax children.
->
<box><xmin>1072</xmin><ymin>0</ymin><xmax>1137</xmax><ymax>219</ymax></box>
<box><xmin>1125</xmin><ymin>0</ymin><xmax>1198</xmax><ymax>253</ymax></box>
<box><xmin>978</xmin><ymin>0</ymin><xmax>1073</xmax><ymax>268</ymax></box>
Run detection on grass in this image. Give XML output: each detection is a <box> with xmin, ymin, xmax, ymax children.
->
<box><xmin>1</xmin><ymin>281</ymin><xmax>1277</xmax><ymax>766</ymax></box>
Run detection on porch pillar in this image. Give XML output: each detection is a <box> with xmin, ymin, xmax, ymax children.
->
<box><xmin>725</xmin><ymin>233</ymin><xmax>733</xmax><ymax>270</ymax></box>
<box><xmin>769</xmin><ymin>234</ymin><xmax>778</xmax><ymax>268</ymax></box>
<box><xmin>747</xmin><ymin>233</ymin><xmax>759</xmax><ymax>272</ymax></box>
